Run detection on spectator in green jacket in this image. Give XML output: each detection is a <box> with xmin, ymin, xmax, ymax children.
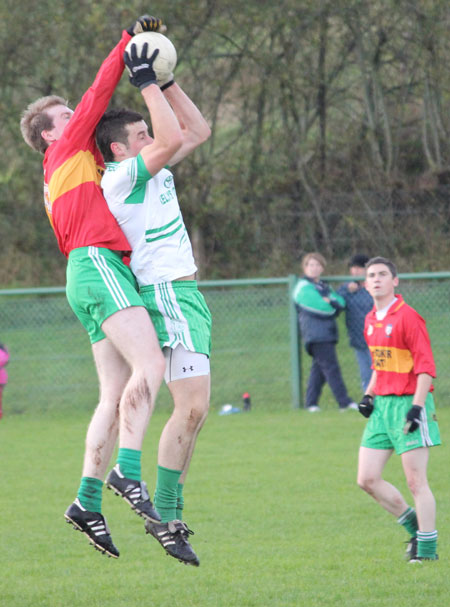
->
<box><xmin>292</xmin><ymin>252</ymin><xmax>357</xmax><ymax>412</ymax></box>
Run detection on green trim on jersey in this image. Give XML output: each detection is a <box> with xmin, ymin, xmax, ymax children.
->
<box><xmin>123</xmin><ymin>155</ymin><xmax>151</xmax><ymax>205</ymax></box>
<box><xmin>145</xmin><ymin>212</ymin><xmax>184</xmax><ymax>243</ymax></box>
<box><xmin>361</xmin><ymin>393</ymin><xmax>441</xmax><ymax>455</ymax></box>
<box><xmin>140</xmin><ymin>281</ymin><xmax>212</xmax><ymax>356</ymax></box>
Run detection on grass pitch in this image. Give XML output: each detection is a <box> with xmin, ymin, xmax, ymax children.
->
<box><xmin>0</xmin><ymin>406</ymin><xmax>448</xmax><ymax>607</ymax></box>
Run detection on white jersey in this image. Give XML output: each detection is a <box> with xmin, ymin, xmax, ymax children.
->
<box><xmin>101</xmin><ymin>155</ymin><xmax>197</xmax><ymax>286</ymax></box>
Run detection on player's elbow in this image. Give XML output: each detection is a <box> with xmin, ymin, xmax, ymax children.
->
<box><xmin>171</xmin><ymin>131</ymin><xmax>184</xmax><ymax>153</ymax></box>
<box><xmin>189</xmin><ymin>124</ymin><xmax>211</xmax><ymax>149</ymax></box>
<box><xmin>200</xmin><ymin>123</ymin><xmax>212</xmax><ymax>143</ymax></box>
<box><xmin>162</xmin><ymin>133</ymin><xmax>183</xmax><ymax>159</ymax></box>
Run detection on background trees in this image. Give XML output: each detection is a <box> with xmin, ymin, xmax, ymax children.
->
<box><xmin>1</xmin><ymin>0</ymin><xmax>449</xmax><ymax>285</ymax></box>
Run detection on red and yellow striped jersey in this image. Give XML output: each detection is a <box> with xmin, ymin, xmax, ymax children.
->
<box><xmin>42</xmin><ymin>31</ymin><xmax>132</xmax><ymax>257</ymax></box>
<box><xmin>364</xmin><ymin>295</ymin><xmax>435</xmax><ymax>396</ymax></box>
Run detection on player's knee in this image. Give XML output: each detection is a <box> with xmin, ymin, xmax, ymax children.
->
<box><xmin>136</xmin><ymin>351</ymin><xmax>165</xmax><ymax>388</ymax></box>
<box><xmin>357</xmin><ymin>475</ymin><xmax>376</xmax><ymax>494</ymax></box>
<box><xmin>186</xmin><ymin>405</ymin><xmax>208</xmax><ymax>431</ymax></box>
<box><xmin>123</xmin><ymin>376</ymin><xmax>153</xmax><ymax>412</ymax></box>
<box><xmin>406</xmin><ymin>475</ymin><xmax>426</xmax><ymax>497</ymax></box>
<box><xmin>199</xmin><ymin>397</ymin><xmax>210</xmax><ymax>418</ymax></box>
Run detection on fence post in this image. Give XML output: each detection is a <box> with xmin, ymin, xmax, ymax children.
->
<box><xmin>288</xmin><ymin>274</ymin><xmax>302</xmax><ymax>408</ymax></box>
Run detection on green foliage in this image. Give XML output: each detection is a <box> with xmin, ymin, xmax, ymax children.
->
<box><xmin>1</xmin><ymin>1</ymin><xmax>450</xmax><ymax>284</ymax></box>
<box><xmin>1</xmin><ymin>407</ymin><xmax>449</xmax><ymax>606</ymax></box>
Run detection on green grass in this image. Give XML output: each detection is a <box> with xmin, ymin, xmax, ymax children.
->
<box><xmin>1</xmin><ymin>406</ymin><xmax>448</xmax><ymax>606</ymax></box>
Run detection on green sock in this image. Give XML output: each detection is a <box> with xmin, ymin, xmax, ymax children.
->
<box><xmin>417</xmin><ymin>530</ymin><xmax>438</xmax><ymax>559</ymax></box>
<box><xmin>154</xmin><ymin>465</ymin><xmax>182</xmax><ymax>523</ymax></box>
<box><xmin>117</xmin><ymin>448</ymin><xmax>141</xmax><ymax>481</ymax></box>
<box><xmin>176</xmin><ymin>482</ymin><xmax>185</xmax><ymax>521</ymax></box>
<box><xmin>397</xmin><ymin>507</ymin><xmax>418</xmax><ymax>537</ymax></box>
<box><xmin>77</xmin><ymin>477</ymin><xmax>103</xmax><ymax>513</ymax></box>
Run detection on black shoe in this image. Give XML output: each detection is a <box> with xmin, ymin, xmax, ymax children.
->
<box><xmin>409</xmin><ymin>554</ymin><xmax>439</xmax><ymax>563</ymax></box>
<box><xmin>145</xmin><ymin>519</ymin><xmax>200</xmax><ymax>566</ymax></box>
<box><xmin>405</xmin><ymin>536</ymin><xmax>417</xmax><ymax>560</ymax></box>
<box><xmin>64</xmin><ymin>498</ymin><xmax>119</xmax><ymax>558</ymax></box>
<box><xmin>105</xmin><ymin>465</ymin><xmax>161</xmax><ymax>523</ymax></box>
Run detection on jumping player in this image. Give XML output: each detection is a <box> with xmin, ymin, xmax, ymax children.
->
<box><xmin>19</xmin><ymin>16</ymin><xmax>171</xmax><ymax>559</ymax></box>
<box><xmin>96</xmin><ymin>46</ymin><xmax>212</xmax><ymax>566</ymax></box>
<box><xmin>357</xmin><ymin>256</ymin><xmax>440</xmax><ymax>562</ymax></box>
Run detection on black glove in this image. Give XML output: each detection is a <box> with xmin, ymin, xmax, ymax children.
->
<box><xmin>127</xmin><ymin>14</ymin><xmax>165</xmax><ymax>36</ymax></box>
<box><xmin>124</xmin><ymin>44</ymin><xmax>159</xmax><ymax>90</ymax></box>
<box><xmin>358</xmin><ymin>394</ymin><xmax>374</xmax><ymax>418</ymax></box>
<box><xmin>403</xmin><ymin>405</ymin><xmax>423</xmax><ymax>434</ymax></box>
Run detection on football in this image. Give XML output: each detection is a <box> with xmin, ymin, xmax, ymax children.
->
<box><xmin>125</xmin><ymin>32</ymin><xmax>177</xmax><ymax>80</ymax></box>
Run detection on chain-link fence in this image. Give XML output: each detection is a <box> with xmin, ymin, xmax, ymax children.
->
<box><xmin>0</xmin><ymin>280</ymin><xmax>294</xmax><ymax>415</ymax></box>
<box><xmin>1</xmin><ymin>273</ymin><xmax>449</xmax><ymax>416</ymax></box>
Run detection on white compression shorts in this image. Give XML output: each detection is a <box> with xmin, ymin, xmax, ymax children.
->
<box><xmin>163</xmin><ymin>343</ymin><xmax>210</xmax><ymax>383</ymax></box>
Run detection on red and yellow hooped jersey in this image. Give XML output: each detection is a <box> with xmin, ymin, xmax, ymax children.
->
<box><xmin>42</xmin><ymin>31</ymin><xmax>132</xmax><ymax>258</ymax></box>
<box><xmin>364</xmin><ymin>295</ymin><xmax>435</xmax><ymax>396</ymax></box>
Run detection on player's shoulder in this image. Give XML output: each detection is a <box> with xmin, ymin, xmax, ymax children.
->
<box><xmin>101</xmin><ymin>159</ymin><xmax>135</xmax><ymax>200</ymax></box>
<box><xmin>396</xmin><ymin>299</ymin><xmax>426</xmax><ymax>324</ymax></box>
<box><xmin>103</xmin><ymin>158</ymin><xmax>137</xmax><ymax>182</ymax></box>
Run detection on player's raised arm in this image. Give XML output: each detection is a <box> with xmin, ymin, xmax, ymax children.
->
<box><xmin>66</xmin><ymin>16</ymin><xmax>165</xmax><ymax>146</ymax></box>
<box><xmin>161</xmin><ymin>83</ymin><xmax>211</xmax><ymax>166</ymax></box>
<box><xmin>124</xmin><ymin>43</ymin><xmax>183</xmax><ymax>174</ymax></box>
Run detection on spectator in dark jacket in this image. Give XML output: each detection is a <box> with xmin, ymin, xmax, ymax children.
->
<box><xmin>292</xmin><ymin>252</ymin><xmax>357</xmax><ymax>412</ymax></box>
<box><xmin>338</xmin><ymin>254</ymin><xmax>373</xmax><ymax>391</ymax></box>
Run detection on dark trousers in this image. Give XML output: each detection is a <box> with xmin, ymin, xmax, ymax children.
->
<box><xmin>305</xmin><ymin>342</ymin><xmax>352</xmax><ymax>409</ymax></box>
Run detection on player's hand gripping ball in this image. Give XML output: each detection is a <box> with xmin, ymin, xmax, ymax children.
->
<box><xmin>125</xmin><ymin>32</ymin><xmax>177</xmax><ymax>85</ymax></box>
<box><xmin>126</xmin><ymin>15</ymin><xmax>167</xmax><ymax>36</ymax></box>
<box><xmin>124</xmin><ymin>44</ymin><xmax>159</xmax><ymax>90</ymax></box>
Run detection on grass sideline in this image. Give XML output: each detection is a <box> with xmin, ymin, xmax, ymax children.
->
<box><xmin>0</xmin><ymin>406</ymin><xmax>448</xmax><ymax>607</ymax></box>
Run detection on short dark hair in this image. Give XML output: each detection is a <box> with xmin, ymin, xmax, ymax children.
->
<box><xmin>96</xmin><ymin>108</ymin><xmax>144</xmax><ymax>162</ymax></box>
<box><xmin>349</xmin><ymin>254</ymin><xmax>369</xmax><ymax>269</ymax></box>
<box><xmin>365</xmin><ymin>256</ymin><xmax>398</xmax><ymax>278</ymax></box>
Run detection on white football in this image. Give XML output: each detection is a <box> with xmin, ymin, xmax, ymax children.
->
<box><xmin>125</xmin><ymin>32</ymin><xmax>177</xmax><ymax>79</ymax></box>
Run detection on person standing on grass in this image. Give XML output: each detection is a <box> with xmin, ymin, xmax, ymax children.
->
<box><xmin>357</xmin><ymin>256</ymin><xmax>440</xmax><ymax>563</ymax></box>
<box><xmin>292</xmin><ymin>252</ymin><xmax>357</xmax><ymax>412</ymax></box>
<box><xmin>96</xmin><ymin>48</ymin><xmax>211</xmax><ymax>567</ymax></box>
<box><xmin>338</xmin><ymin>254</ymin><xmax>373</xmax><ymax>391</ymax></box>
<box><xmin>19</xmin><ymin>16</ymin><xmax>171</xmax><ymax>559</ymax></box>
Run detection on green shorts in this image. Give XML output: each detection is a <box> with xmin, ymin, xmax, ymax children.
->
<box><xmin>139</xmin><ymin>281</ymin><xmax>212</xmax><ymax>356</ymax></box>
<box><xmin>66</xmin><ymin>246</ymin><xmax>143</xmax><ymax>344</ymax></box>
<box><xmin>361</xmin><ymin>393</ymin><xmax>441</xmax><ymax>455</ymax></box>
